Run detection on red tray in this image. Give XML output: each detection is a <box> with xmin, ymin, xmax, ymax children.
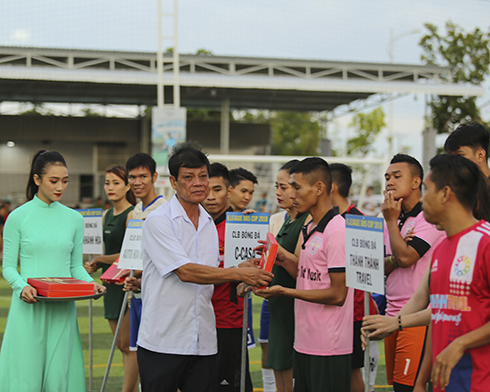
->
<box><xmin>28</xmin><ymin>277</ymin><xmax>95</xmax><ymax>291</ymax></box>
<box><xmin>33</xmin><ymin>292</ymin><xmax>104</xmax><ymax>302</ymax></box>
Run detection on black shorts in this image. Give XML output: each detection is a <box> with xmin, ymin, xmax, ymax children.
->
<box><xmin>216</xmin><ymin>328</ymin><xmax>253</xmax><ymax>392</ymax></box>
<box><xmin>293</xmin><ymin>350</ymin><xmax>351</xmax><ymax>392</ymax></box>
<box><xmin>351</xmin><ymin>320</ymin><xmax>365</xmax><ymax>369</ymax></box>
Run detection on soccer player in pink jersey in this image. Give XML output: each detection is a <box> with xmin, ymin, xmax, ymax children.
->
<box><xmin>254</xmin><ymin>157</ymin><xmax>353</xmax><ymax>391</ymax></box>
<box><xmin>382</xmin><ymin>154</ymin><xmax>445</xmax><ymax>392</ymax></box>
<box><xmin>363</xmin><ymin>154</ymin><xmax>490</xmax><ymax>392</ymax></box>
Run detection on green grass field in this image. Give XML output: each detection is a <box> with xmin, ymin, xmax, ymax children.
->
<box><xmin>0</xmin><ymin>270</ymin><xmax>392</xmax><ymax>391</ymax></box>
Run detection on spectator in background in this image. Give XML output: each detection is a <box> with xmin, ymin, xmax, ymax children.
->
<box><xmin>362</xmin><ymin>186</ymin><xmax>379</xmax><ymax>216</ymax></box>
<box><xmin>0</xmin><ymin>199</ymin><xmax>11</xmax><ymax>219</ymax></box>
<box><xmin>254</xmin><ymin>192</ymin><xmax>272</xmax><ymax>213</ymax></box>
<box><xmin>93</xmin><ymin>196</ymin><xmax>104</xmax><ymax>209</ymax></box>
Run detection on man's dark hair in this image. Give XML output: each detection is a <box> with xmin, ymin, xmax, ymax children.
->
<box><xmin>209</xmin><ymin>162</ymin><xmax>230</xmax><ymax>187</ymax></box>
<box><xmin>444</xmin><ymin>122</ymin><xmax>490</xmax><ymax>159</ymax></box>
<box><xmin>289</xmin><ymin>157</ymin><xmax>332</xmax><ymax>194</ymax></box>
<box><xmin>126</xmin><ymin>153</ymin><xmax>156</xmax><ymax>175</ymax></box>
<box><xmin>390</xmin><ymin>153</ymin><xmax>424</xmax><ymax>188</ymax></box>
<box><xmin>229</xmin><ymin>167</ymin><xmax>258</xmax><ymax>188</ymax></box>
<box><xmin>330</xmin><ymin>163</ymin><xmax>353</xmax><ymax>198</ymax></box>
<box><xmin>429</xmin><ymin>154</ymin><xmax>490</xmax><ymax>220</ymax></box>
<box><xmin>168</xmin><ymin>142</ymin><xmax>209</xmax><ymax>178</ymax></box>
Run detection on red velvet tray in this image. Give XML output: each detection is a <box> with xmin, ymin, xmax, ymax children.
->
<box><xmin>36</xmin><ymin>288</ymin><xmax>94</xmax><ymax>298</ymax></box>
<box><xmin>34</xmin><ymin>292</ymin><xmax>104</xmax><ymax>302</ymax></box>
<box><xmin>258</xmin><ymin>233</ymin><xmax>279</xmax><ymax>289</ymax></box>
<box><xmin>100</xmin><ymin>258</ymin><xmax>130</xmax><ymax>283</ymax></box>
<box><xmin>28</xmin><ymin>277</ymin><xmax>95</xmax><ymax>291</ymax></box>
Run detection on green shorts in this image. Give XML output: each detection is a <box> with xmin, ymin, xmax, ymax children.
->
<box><xmin>103</xmin><ymin>283</ymin><xmax>126</xmax><ymax>319</ymax></box>
<box><xmin>293</xmin><ymin>350</ymin><xmax>351</xmax><ymax>392</ymax></box>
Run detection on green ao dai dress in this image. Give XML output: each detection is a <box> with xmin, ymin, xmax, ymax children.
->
<box><xmin>0</xmin><ymin>196</ymin><xmax>94</xmax><ymax>392</ymax></box>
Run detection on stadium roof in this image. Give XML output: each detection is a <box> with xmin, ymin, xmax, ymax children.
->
<box><xmin>0</xmin><ymin>46</ymin><xmax>484</xmax><ymax>111</ymax></box>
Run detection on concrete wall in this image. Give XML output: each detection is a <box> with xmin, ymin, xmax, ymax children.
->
<box><xmin>0</xmin><ymin>115</ymin><xmax>143</xmax><ymax>206</ymax></box>
<box><xmin>0</xmin><ymin>142</ymin><xmax>92</xmax><ymax>206</ymax></box>
<box><xmin>0</xmin><ymin>115</ymin><xmax>271</xmax><ymax>207</ymax></box>
<box><xmin>187</xmin><ymin>120</ymin><xmax>270</xmax><ymax>155</ymax></box>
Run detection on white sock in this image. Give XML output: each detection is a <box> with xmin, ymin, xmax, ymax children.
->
<box><xmin>262</xmin><ymin>368</ymin><xmax>276</xmax><ymax>392</ymax></box>
<box><xmin>362</xmin><ymin>340</ymin><xmax>379</xmax><ymax>392</ymax></box>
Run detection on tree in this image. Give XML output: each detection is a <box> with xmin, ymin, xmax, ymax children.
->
<box><xmin>195</xmin><ymin>49</ymin><xmax>213</xmax><ymax>56</ymax></box>
<box><xmin>419</xmin><ymin>22</ymin><xmax>490</xmax><ymax>133</ymax></box>
<box><xmin>81</xmin><ymin>106</ymin><xmax>104</xmax><ymax>117</ymax></box>
<box><xmin>19</xmin><ymin>103</ymin><xmax>54</xmax><ymax>116</ymax></box>
<box><xmin>165</xmin><ymin>47</ymin><xmax>213</xmax><ymax>55</ymax></box>
<box><xmin>346</xmin><ymin>107</ymin><xmax>385</xmax><ymax>156</ymax></box>
<box><xmin>270</xmin><ymin>112</ymin><xmax>320</xmax><ymax>156</ymax></box>
<box><xmin>187</xmin><ymin>108</ymin><xmax>222</xmax><ymax>121</ymax></box>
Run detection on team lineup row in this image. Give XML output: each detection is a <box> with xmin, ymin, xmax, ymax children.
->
<box><xmin>0</xmin><ymin>122</ymin><xmax>489</xmax><ymax>392</ymax></box>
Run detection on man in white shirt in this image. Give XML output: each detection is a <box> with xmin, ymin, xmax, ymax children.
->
<box><xmin>137</xmin><ymin>143</ymin><xmax>273</xmax><ymax>392</ymax></box>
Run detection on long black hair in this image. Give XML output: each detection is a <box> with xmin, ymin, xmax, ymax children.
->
<box><xmin>26</xmin><ymin>150</ymin><xmax>67</xmax><ymax>201</ymax></box>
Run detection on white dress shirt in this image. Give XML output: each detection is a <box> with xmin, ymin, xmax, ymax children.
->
<box><xmin>137</xmin><ymin>195</ymin><xmax>220</xmax><ymax>355</ymax></box>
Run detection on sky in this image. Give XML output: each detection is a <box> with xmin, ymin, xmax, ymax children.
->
<box><xmin>1</xmin><ymin>0</ymin><xmax>490</xmax><ymax>161</ymax></box>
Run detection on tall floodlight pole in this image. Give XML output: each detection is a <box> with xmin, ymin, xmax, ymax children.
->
<box><xmin>173</xmin><ymin>0</ymin><xmax>180</xmax><ymax>108</ymax></box>
<box><xmin>386</xmin><ymin>28</ymin><xmax>421</xmax><ymax>158</ymax></box>
<box><xmin>157</xmin><ymin>0</ymin><xmax>164</xmax><ymax>108</ymax></box>
<box><xmin>157</xmin><ymin>0</ymin><xmax>180</xmax><ymax>108</ymax></box>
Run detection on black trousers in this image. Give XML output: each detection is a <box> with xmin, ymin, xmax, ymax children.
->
<box><xmin>215</xmin><ymin>328</ymin><xmax>253</xmax><ymax>392</ymax></box>
<box><xmin>137</xmin><ymin>346</ymin><xmax>218</xmax><ymax>392</ymax></box>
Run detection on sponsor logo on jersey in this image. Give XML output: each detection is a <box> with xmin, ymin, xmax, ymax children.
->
<box><xmin>403</xmin><ymin>222</ymin><xmax>415</xmax><ymax>237</ymax></box>
<box><xmin>449</xmin><ymin>230</ymin><xmax>482</xmax><ymax>284</ymax></box>
<box><xmin>453</xmin><ymin>255</ymin><xmax>471</xmax><ymax>278</ymax></box>
<box><xmin>430</xmin><ymin>294</ymin><xmax>471</xmax><ymax>312</ymax></box>
<box><xmin>431</xmin><ymin>310</ymin><xmax>462</xmax><ymax>326</ymax></box>
<box><xmin>299</xmin><ymin>266</ymin><xmax>322</xmax><ymax>282</ymax></box>
<box><xmin>310</xmin><ymin>236</ymin><xmax>322</xmax><ymax>255</ymax></box>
